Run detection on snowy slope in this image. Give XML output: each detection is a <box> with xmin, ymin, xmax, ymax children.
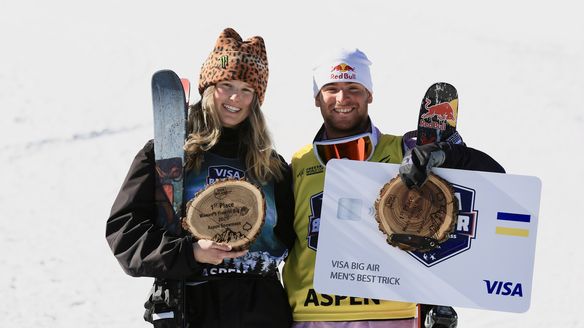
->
<box><xmin>1</xmin><ymin>1</ymin><xmax>583</xmax><ymax>327</ymax></box>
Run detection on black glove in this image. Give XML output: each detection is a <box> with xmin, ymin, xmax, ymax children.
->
<box><xmin>399</xmin><ymin>142</ymin><xmax>448</xmax><ymax>188</ymax></box>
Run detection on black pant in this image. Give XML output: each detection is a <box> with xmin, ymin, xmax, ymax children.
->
<box><xmin>185</xmin><ymin>278</ymin><xmax>292</xmax><ymax>328</ymax></box>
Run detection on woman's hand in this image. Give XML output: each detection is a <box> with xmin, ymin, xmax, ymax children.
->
<box><xmin>192</xmin><ymin>239</ymin><xmax>248</xmax><ymax>265</ymax></box>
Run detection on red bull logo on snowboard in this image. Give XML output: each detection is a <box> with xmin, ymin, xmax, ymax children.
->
<box><xmin>330</xmin><ymin>63</ymin><xmax>356</xmax><ymax>80</ymax></box>
<box><xmin>419</xmin><ymin>98</ymin><xmax>458</xmax><ymax>131</ymax></box>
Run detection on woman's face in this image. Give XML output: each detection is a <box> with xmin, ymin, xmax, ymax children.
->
<box><xmin>213</xmin><ymin>80</ymin><xmax>255</xmax><ymax>128</ymax></box>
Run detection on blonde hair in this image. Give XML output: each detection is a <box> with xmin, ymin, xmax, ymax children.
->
<box><xmin>184</xmin><ymin>85</ymin><xmax>284</xmax><ymax>184</ymax></box>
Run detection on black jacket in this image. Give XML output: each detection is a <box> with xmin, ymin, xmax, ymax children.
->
<box><xmin>107</xmin><ymin>139</ymin><xmax>198</xmax><ymax>279</ymax></box>
<box><xmin>106</xmin><ymin>129</ymin><xmax>295</xmax><ymax>327</ymax></box>
<box><xmin>440</xmin><ymin>143</ymin><xmax>506</xmax><ymax>173</ymax></box>
<box><xmin>106</xmin><ymin>138</ymin><xmax>295</xmax><ymax>278</ymax></box>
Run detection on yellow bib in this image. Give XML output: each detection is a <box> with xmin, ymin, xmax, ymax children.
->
<box><xmin>283</xmin><ymin>134</ymin><xmax>417</xmax><ymax>321</ymax></box>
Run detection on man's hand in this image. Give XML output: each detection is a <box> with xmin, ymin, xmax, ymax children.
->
<box><xmin>193</xmin><ymin>239</ymin><xmax>248</xmax><ymax>265</ymax></box>
<box><xmin>399</xmin><ymin>143</ymin><xmax>447</xmax><ymax>188</ymax></box>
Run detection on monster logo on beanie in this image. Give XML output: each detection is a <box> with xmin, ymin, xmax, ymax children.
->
<box><xmin>198</xmin><ymin>28</ymin><xmax>269</xmax><ymax>105</ymax></box>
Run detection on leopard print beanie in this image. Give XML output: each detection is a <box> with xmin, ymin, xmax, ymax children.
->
<box><xmin>198</xmin><ymin>28</ymin><xmax>269</xmax><ymax>105</ymax></box>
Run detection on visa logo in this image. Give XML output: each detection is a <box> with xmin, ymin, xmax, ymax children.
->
<box><xmin>207</xmin><ymin>165</ymin><xmax>245</xmax><ymax>184</ymax></box>
<box><xmin>212</xmin><ymin>167</ymin><xmax>244</xmax><ymax>178</ymax></box>
<box><xmin>484</xmin><ymin>280</ymin><xmax>523</xmax><ymax>297</ymax></box>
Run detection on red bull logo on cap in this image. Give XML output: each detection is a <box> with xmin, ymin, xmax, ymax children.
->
<box><xmin>330</xmin><ymin>63</ymin><xmax>356</xmax><ymax>80</ymax></box>
<box><xmin>331</xmin><ymin>63</ymin><xmax>355</xmax><ymax>72</ymax></box>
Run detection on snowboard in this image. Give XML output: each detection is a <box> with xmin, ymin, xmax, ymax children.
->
<box><xmin>152</xmin><ymin>69</ymin><xmax>189</xmax><ymax>235</ymax></box>
<box><xmin>414</xmin><ymin>82</ymin><xmax>460</xmax><ymax>328</ymax></box>
<box><xmin>416</xmin><ymin>82</ymin><xmax>459</xmax><ymax>146</ymax></box>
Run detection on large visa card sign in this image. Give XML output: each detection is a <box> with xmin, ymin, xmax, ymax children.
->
<box><xmin>313</xmin><ymin>159</ymin><xmax>541</xmax><ymax>313</ymax></box>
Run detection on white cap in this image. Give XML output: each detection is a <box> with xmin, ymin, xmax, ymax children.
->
<box><xmin>312</xmin><ymin>48</ymin><xmax>373</xmax><ymax>97</ymax></box>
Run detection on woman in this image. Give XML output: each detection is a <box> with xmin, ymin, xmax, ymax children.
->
<box><xmin>106</xmin><ymin>28</ymin><xmax>294</xmax><ymax>328</ymax></box>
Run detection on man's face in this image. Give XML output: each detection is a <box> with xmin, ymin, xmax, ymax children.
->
<box><xmin>315</xmin><ymin>82</ymin><xmax>372</xmax><ymax>139</ymax></box>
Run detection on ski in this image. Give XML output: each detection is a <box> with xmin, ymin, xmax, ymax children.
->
<box><xmin>180</xmin><ymin>78</ymin><xmax>191</xmax><ymax>105</ymax></box>
<box><xmin>152</xmin><ymin>69</ymin><xmax>188</xmax><ymax>234</ymax></box>
<box><xmin>149</xmin><ymin>70</ymin><xmax>189</xmax><ymax>328</ymax></box>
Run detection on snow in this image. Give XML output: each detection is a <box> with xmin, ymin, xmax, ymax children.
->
<box><xmin>1</xmin><ymin>0</ymin><xmax>582</xmax><ymax>327</ymax></box>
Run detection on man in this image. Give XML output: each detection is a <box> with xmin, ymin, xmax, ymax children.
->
<box><xmin>281</xmin><ymin>48</ymin><xmax>504</xmax><ymax>328</ymax></box>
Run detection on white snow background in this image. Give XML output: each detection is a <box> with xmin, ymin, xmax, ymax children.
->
<box><xmin>1</xmin><ymin>0</ymin><xmax>582</xmax><ymax>327</ymax></box>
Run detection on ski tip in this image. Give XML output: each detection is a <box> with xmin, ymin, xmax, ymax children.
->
<box><xmin>152</xmin><ymin>69</ymin><xmax>181</xmax><ymax>87</ymax></box>
<box><xmin>153</xmin><ymin>69</ymin><xmax>179</xmax><ymax>78</ymax></box>
<box><xmin>180</xmin><ymin>78</ymin><xmax>191</xmax><ymax>105</ymax></box>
